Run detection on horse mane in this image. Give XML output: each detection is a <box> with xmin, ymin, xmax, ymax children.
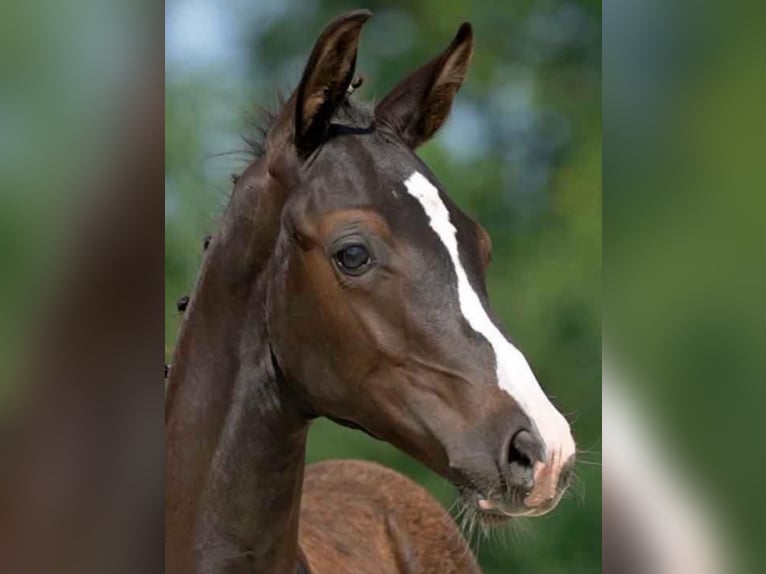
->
<box><xmin>243</xmin><ymin>97</ymin><xmax>282</xmax><ymax>160</ymax></box>
<box><xmin>243</xmin><ymin>91</ymin><xmax>375</xmax><ymax>160</ymax></box>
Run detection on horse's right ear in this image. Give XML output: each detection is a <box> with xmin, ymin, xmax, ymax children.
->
<box><xmin>291</xmin><ymin>10</ymin><xmax>371</xmax><ymax>156</ymax></box>
<box><xmin>375</xmin><ymin>23</ymin><xmax>473</xmax><ymax>149</ymax></box>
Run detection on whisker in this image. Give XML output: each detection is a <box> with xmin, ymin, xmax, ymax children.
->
<box><xmin>204</xmin><ymin>149</ymin><xmax>252</xmax><ymax>160</ymax></box>
<box><xmin>568</xmin><ymin>473</ymin><xmax>587</xmax><ymax>505</ymax></box>
<box><xmin>576</xmin><ymin>438</ymin><xmax>602</xmax><ymax>456</ymax></box>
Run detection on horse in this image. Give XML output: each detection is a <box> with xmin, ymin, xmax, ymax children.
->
<box><xmin>165</xmin><ymin>10</ymin><xmax>576</xmax><ymax>574</ymax></box>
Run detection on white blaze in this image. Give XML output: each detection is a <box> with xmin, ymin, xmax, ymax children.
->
<box><xmin>403</xmin><ymin>171</ymin><xmax>574</xmax><ymax>473</ymax></box>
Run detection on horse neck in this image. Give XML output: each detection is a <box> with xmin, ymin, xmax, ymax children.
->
<box><xmin>165</xmin><ymin>164</ymin><xmax>309</xmax><ymax>574</ymax></box>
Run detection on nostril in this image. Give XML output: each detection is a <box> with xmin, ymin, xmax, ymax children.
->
<box><xmin>509</xmin><ymin>429</ymin><xmax>546</xmax><ymax>467</ymax></box>
<box><xmin>508</xmin><ymin>431</ymin><xmax>531</xmax><ymax>468</ymax></box>
<box><xmin>506</xmin><ymin>430</ymin><xmax>545</xmax><ymax>491</ymax></box>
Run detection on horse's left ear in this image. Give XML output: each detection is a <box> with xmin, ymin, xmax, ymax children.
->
<box><xmin>293</xmin><ymin>9</ymin><xmax>372</xmax><ymax>155</ymax></box>
<box><xmin>375</xmin><ymin>23</ymin><xmax>473</xmax><ymax>149</ymax></box>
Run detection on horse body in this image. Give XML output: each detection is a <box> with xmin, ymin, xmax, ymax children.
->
<box><xmin>166</xmin><ymin>10</ymin><xmax>575</xmax><ymax>573</ymax></box>
<box><xmin>300</xmin><ymin>461</ymin><xmax>479</xmax><ymax>574</ymax></box>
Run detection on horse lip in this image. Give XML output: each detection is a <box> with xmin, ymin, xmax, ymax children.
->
<box><xmin>467</xmin><ymin>486</ymin><xmax>533</xmax><ymax>518</ymax></box>
<box><xmin>473</xmin><ymin>496</ymin><xmax>524</xmax><ymax>523</ymax></box>
<box><xmin>477</xmin><ymin>499</ymin><xmax>532</xmax><ymax>518</ymax></box>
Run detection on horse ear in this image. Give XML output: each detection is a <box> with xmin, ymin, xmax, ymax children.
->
<box><xmin>293</xmin><ymin>10</ymin><xmax>371</xmax><ymax>155</ymax></box>
<box><xmin>375</xmin><ymin>23</ymin><xmax>473</xmax><ymax>149</ymax></box>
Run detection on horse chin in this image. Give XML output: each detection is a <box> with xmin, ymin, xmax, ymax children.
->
<box><xmin>476</xmin><ymin>509</ymin><xmax>514</xmax><ymax>527</ymax></box>
<box><xmin>456</xmin><ymin>490</ymin><xmax>518</xmax><ymax>529</ymax></box>
<box><xmin>325</xmin><ymin>415</ymin><xmax>382</xmax><ymax>441</ymax></box>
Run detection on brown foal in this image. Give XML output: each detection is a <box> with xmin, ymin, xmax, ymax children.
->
<box><xmin>166</xmin><ymin>10</ymin><xmax>576</xmax><ymax>574</ymax></box>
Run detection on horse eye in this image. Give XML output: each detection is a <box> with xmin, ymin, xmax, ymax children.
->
<box><xmin>334</xmin><ymin>244</ymin><xmax>371</xmax><ymax>274</ymax></box>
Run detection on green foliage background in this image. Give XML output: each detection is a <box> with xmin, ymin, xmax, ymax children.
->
<box><xmin>166</xmin><ymin>1</ymin><xmax>601</xmax><ymax>572</ymax></box>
